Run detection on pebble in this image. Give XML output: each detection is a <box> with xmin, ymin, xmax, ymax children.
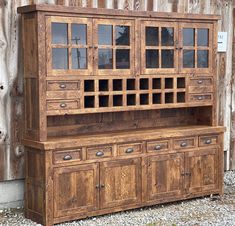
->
<box><xmin>0</xmin><ymin>171</ymin><xmax>235</xmax><ymax>226</ymax></box>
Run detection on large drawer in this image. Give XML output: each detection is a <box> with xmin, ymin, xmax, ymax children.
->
<box><xmin>199</xmin><ymin>135</ymin><xmax>219</xmax><ymax>147</ymax></box>
<box><xmin>86</xmin><ymin>146</ymin><xmax>113</xmax><ymax>160</ymax></box>
<box><xmin>117</xmin><ymin>142</ymin><xmax>143</xmax><ymax>156</ymax></box>
<box><xmin>147</xmin><ymin>139</ymin><xmax>170</xmax><ymax>153</ymax></box>
<box><xmin>53</xmin><ymin>149</ymin><xmax>82</xmax><ymax>164</ymax></box>
<box><xmin>173</xmin><ymin>137</ymin><xmax>197</xmax><ymax>150</ymax></box>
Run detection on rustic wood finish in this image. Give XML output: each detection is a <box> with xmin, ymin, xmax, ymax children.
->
<box><xmin>18</xmin><ymin>4</ymin><xmax>225</xmax><ymax>226</ymax></box>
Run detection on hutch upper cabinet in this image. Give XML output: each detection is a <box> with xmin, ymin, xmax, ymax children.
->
<box><xmin>141</xmin><ymin>21</ymin><xmax>212</xmax><ymax>74</ymax></box>
<box><xmin>18</xmin><ymin>4</ymin><xmax>224</xmax><ymax>226</ymax></box>
<box><xmin>47</xmin><ymin>17</ymin><xmax>135</xmax><ymax>76</ymax></box>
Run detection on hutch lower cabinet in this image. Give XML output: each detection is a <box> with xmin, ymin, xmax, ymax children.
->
<box><xmin>18</xmin><ymin>4</ymin><xmax>225</xmax><ymax>226</ymax></box>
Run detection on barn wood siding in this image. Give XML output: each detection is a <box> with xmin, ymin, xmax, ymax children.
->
<box><xmin>0</xmin><ymin>0</ymin><xmax>233</xmax><ymax>181</ymax></box>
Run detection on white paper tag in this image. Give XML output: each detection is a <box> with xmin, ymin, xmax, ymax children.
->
<box><xmin>218</xmin><ymin>32</ymin><xmax>227</xmax><ymax>52</ymax></box>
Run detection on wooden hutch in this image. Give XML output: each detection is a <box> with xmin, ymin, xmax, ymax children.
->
<box><xmin>18</xmin><ymin>4</ymin><xmax>225</xmax><ymax>226</ymax></box>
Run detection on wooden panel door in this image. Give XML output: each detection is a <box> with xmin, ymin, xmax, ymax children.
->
<box><xmin>145</xmin><ymin>153</ymin><xmax>184</xmax><ymax>202</ymax></box>
<box><xmin>140</xmin><ymin>21</ymin><xmax>178</xmax><ymax>74</ymax></box>
<box><xmin>100</xmin><ymin>158</ymin><xmax>141</xmax><ymax>209</ymax></box>
<box><xmin>53</xmin><ymin>163</ymin><xmax>99</xmax><ymax>218</ymax></box>
<box><xmin>179</xmin><ymin>22</ymin><xmax>213</xmax><ymax>74</ymax></box>
<box><xmin>46</xmin><ymin>16</ymin><xmax>93</xmax><ymax>76</ymax></box>
<box><xmin>185</xmin><ymin>148</ymin><xmax>218</xmax><ymax>194</ymax></box>
<box><xmin>93</xmin><ymin>19</ymin><xmax>135</xmax><ymax>76</ymax></box>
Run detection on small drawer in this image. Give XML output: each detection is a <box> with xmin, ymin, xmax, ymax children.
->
<box><xmin>199</xmin><ymin>135</ymin><xmax>218</xmax><ymax>147</ymax></box>
<box><xmin>188</xmin><ymin>78</ymin><xmax>213</xmax><ymax>94</ymax></box>
<box><xmin>47</xmin><ymin>81</ymin><xmax>80</xmax><ymax>91</ymax></box>
<box><xmin>173</xmin><ymin>137</ymin><xmax>196</xmax><ymax>150</ymax></box>
<box><xmin>46</xmin><ymin>90</ymin><xmax>80</xmax><ymax>100</ymax></box>
<box><xmin>189</xmin><ymin>78</ymin><xmax>212</xmax><ymax>86</ymax></box>
<box><xmin>189</xmin><ymin>94</ymin><xmax>212</xmax><ymax>102</ymax></box>
<box><xmin>53</xmin><ymin>149</ymin><xmax>81</xmax><ymax>164</ymax></box>
<box><xmin>47</xmin><ymin>100</ymin><xmax>79</xmax><ymax>110</ymax></box>
<box><xmin>86</xmin><ymin>146</ymin><xmax>113</xmax><ymax>160</ymax></box>
<box><xmin>117</xmin><ymin>143</ymin><xmax>142</xmax><ymax>156</ymax></box>
<box><xmin>147</xmin><ymin>140</ymin><xmax>169</xmax><ymax>152</ymax></box>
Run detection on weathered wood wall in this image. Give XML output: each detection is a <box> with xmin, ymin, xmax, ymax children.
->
<box><xmin>0</xmin><ymin>0</ymin><xmax>233</xmax><ymax>181</ymax></box>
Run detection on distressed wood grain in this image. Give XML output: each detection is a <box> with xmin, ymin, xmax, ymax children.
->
<box><xmin>0</xmin><ymin>0</ymin><xmax>234</xmax><ymax>181</ymax></box>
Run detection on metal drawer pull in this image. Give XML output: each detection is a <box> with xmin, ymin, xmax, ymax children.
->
<box><xmin>60</xmin><ymin>103</ymin><xmax>67</xmax><ymax>108</ymax></box>
<box><xmin>59</xmin><ymin>84</ymin><xmax>66</xmax><ymax>89</ymax></box>
<box><xmin>180</xmin><ymin>142</ymin><xmax>187</xmax><ymax>147</ymax></box>
<box><xmin>63</xmin><ymin>155</ymin><xmax>72</xmax><ymax>161</ymax></box>
<box><xmin>155</xmin><ymin>145</ymin><xmax>162</xmax><ymax>150</ymax></box>
<box><xmin>197</xmin><ymin>80</ymin><xmax>203</xmax><ymax>84</ymax></box>
<box><xmin>96</xmin><ymin>151</ymin><xmax>104</xmax><ymax>157</ymax></box>
<box><xmin>95</xmin><ymin>184</ymin><xmax>105</xmax><ymax>189</ymax></box>
<box><xmin>125</xmin><ymin>148</ymin><xmax>134</xmax><ymax>153</ymax></box>
<box><xmin>205</xmin><ymin>139</ymin><xmax>212</xmax><ymax>144</ymax></box>
<box><xmin>197</xmin><ymin>96</ymin><xmax>203</xmax><ymax>100</ymax></box>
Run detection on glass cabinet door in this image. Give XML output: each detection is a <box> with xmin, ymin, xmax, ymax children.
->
<box><xmin>179</xmin><ymin>23</ymin><xmax>212</xmax><ymax>73</ymax></box>
<box><xmin>94</xmin><ymin>19</ymin><xmax>134</xmax><ymax>76</ymax></box>
<box><xmin>47</xmin><ymin>17</ymin><xmax>92</xmax><ymax>76</ymax></box>
<box><xmin>140</xmin><ymin>21</ymin><xmax>178</xmax><ymax>74</ymax></box>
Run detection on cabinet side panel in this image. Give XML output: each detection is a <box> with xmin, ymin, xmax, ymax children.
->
<box><xmin>23</xmin><ymin>13</ymin><xmax>40</xmax><ymax>140</ymax></box>
<box><xmin>25</xmin><ymin>148</ymin><xmax>45</xmax><ymax>225</ymax></box>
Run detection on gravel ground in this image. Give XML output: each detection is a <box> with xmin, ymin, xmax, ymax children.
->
<box><xmin>1</xmin><ymin>171</ymin><xmax>235</xmax><ymax>226</ymax></box>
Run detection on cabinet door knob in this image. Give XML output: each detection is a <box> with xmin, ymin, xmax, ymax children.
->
<box><xmin>180</xmin><ymin>142</ymin><xmax>187</xmax><ymax>147</ymax></box>
<box><xmin>63</xmin><ymin>155</ymin><xmax>72</xmax><ymax>161</ymax></box>
<box><xmin>205</xmin><ymin>139</ymin><xmax>212</xmax><ymax>144</ymax></box>
<box><xmin>125</xmin><ymin>148</ymin><xmax>134</xmax><ymax>153</ymax></box>
<box><xmin>100</xmin><ymin>184</ymin><xmax>105</xmax><ymax>188</ymax></box>
<box><xmin>60</xmin><ymin>103</ymin><xmax>67</xmax><ymax>108</ymax></box>
<box><xmin>197</xmin><ymin>80</ymin><xmax>203</xmax><ymax>84</ymax></box>
<box><xmin>96</xmin><ymin>151</ymin><xmax>104</xmax><ymax>157</ymax></box>
<box><xmin>155</xmin><ymin>145</ymin><xmax>162</xmax><ymax>150</ymax></box>
<box><xmin>59</xmin><ymin>84</ymin><xmax>66</xmax><ymax>89</ymax></box>
<box><xmin>197</xmin><ymin>96</ymin><xmax>203</xmax><ymax>100</ymax></box>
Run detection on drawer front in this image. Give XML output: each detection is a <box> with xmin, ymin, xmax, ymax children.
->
<box><xmin>189</xmin><ymin>78</ymin><xmax>212</xmax><ymax>86</ymax></box>
<box><xmin>86</xmin><ymin>146</ymin><xmax>113</xmax><ymax>160</ymax></box>
<box><xmin>47</xmin><ymin>81</ymin><xmax>80</xmax><ymax>91</ymax></box>
<box><xmin>47</xmin><ymin>100</ymin><xmax>80</xmax><ymax>110</ymax></box>
<box><xmin>199</xmin><ymin>135</ymin><xmax>219</xmax><ymax>147</ymax></box>
<box><xmin>147</xmin><ymin>140</ymin><xmax>169</xmax><ymax>152</ymax></box>
<box><xmin>46</xmin><ymin>91</ymin><xmax>80</xmax><ymax>100</ymax></box>
<box><xmin>117</xmin><ymin>142</ymin><xmax>142</xmax><ymax>156</ymax></box>
<box><xmin>188</xmin><ymin>86</ymin><xmax>213</xmax><ymax>93</ymax></box>
<box><xmin>53</xmin><ymin>149</ymin><xmax>82</xmax><ymax>164</ymax></box>
<box><xmin>189</xmin><ymin>94</ymin><xmax>212</xmax><ymax>102</ymax></box>
<box><xmin>173</xmin><ymin>137</ymin><xmax>196</xmax><ymax>150</ymax></box>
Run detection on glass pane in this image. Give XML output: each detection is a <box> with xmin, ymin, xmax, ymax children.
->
<box><xmin>146</xmin><ymin>27</ymin><xmax>159</xmax><ymax>46</ymax></box>
<box><xmin>116</xmin><ymin>49</ymin><xmax>130</xmax><ymax>69</ymax></box>
<box><xmin>98</xmin><ymin>49</ymin><xmax>113</xmax><ymax>69</ymax></box>
<box><xmin>146</xmin><ymin>50</ymin><xmax>159</xmax><ymax>68</ymax></box>
<box><xmin>72</xmin><ymin>48</ymin><xmax>87</xmax><ymax>69</ymax></box>
<box><xmin>71</xmin><ymin>24</ymin><xmax>87</xmax><ymax>45</ymax></box>
<box><xmin>197</xmin><ymin>28</ymin><xmax>209</xmax><ymax>46</ymax></box>
<box><xmin>52</xmin><ymin>48</ymin><xmax>68</xmax><ymax>69</ymax></box>
<box><xmin>183</xmin><ymin>50</ymin><xmax>195</xmax><ymax>68</ymax></box>
<box><xmin>98</xmin><ymin>25</ymin><xmax>112</xmax><ymax>45</ymax></box>
<box><xmin>183</xmin><ymin>28</ymin><xmax>195</xmax><ymax>46</ymax></box>
<box><xmin>197</xmin><ymin>50</ymin><xmax>208</xmax><ymax>68</ymax></box>
<box><xmin>161</xmin><ymin>27</ymin><xmax>174</xmax><ymax>46</ymax></box>
<box><xmin>116</xmin><ymin>26</ymin><xmax>130</xmax><ymax>46</ymax></box>
<box><xmin>52</xmin><ymin>23</ymin><xmax>68</xmax><ymax>44</ymax></box>
<box><xmin>162</xmin><ymin>50</ymin><xmax>174</xmax><ymax>68</ymax></box>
